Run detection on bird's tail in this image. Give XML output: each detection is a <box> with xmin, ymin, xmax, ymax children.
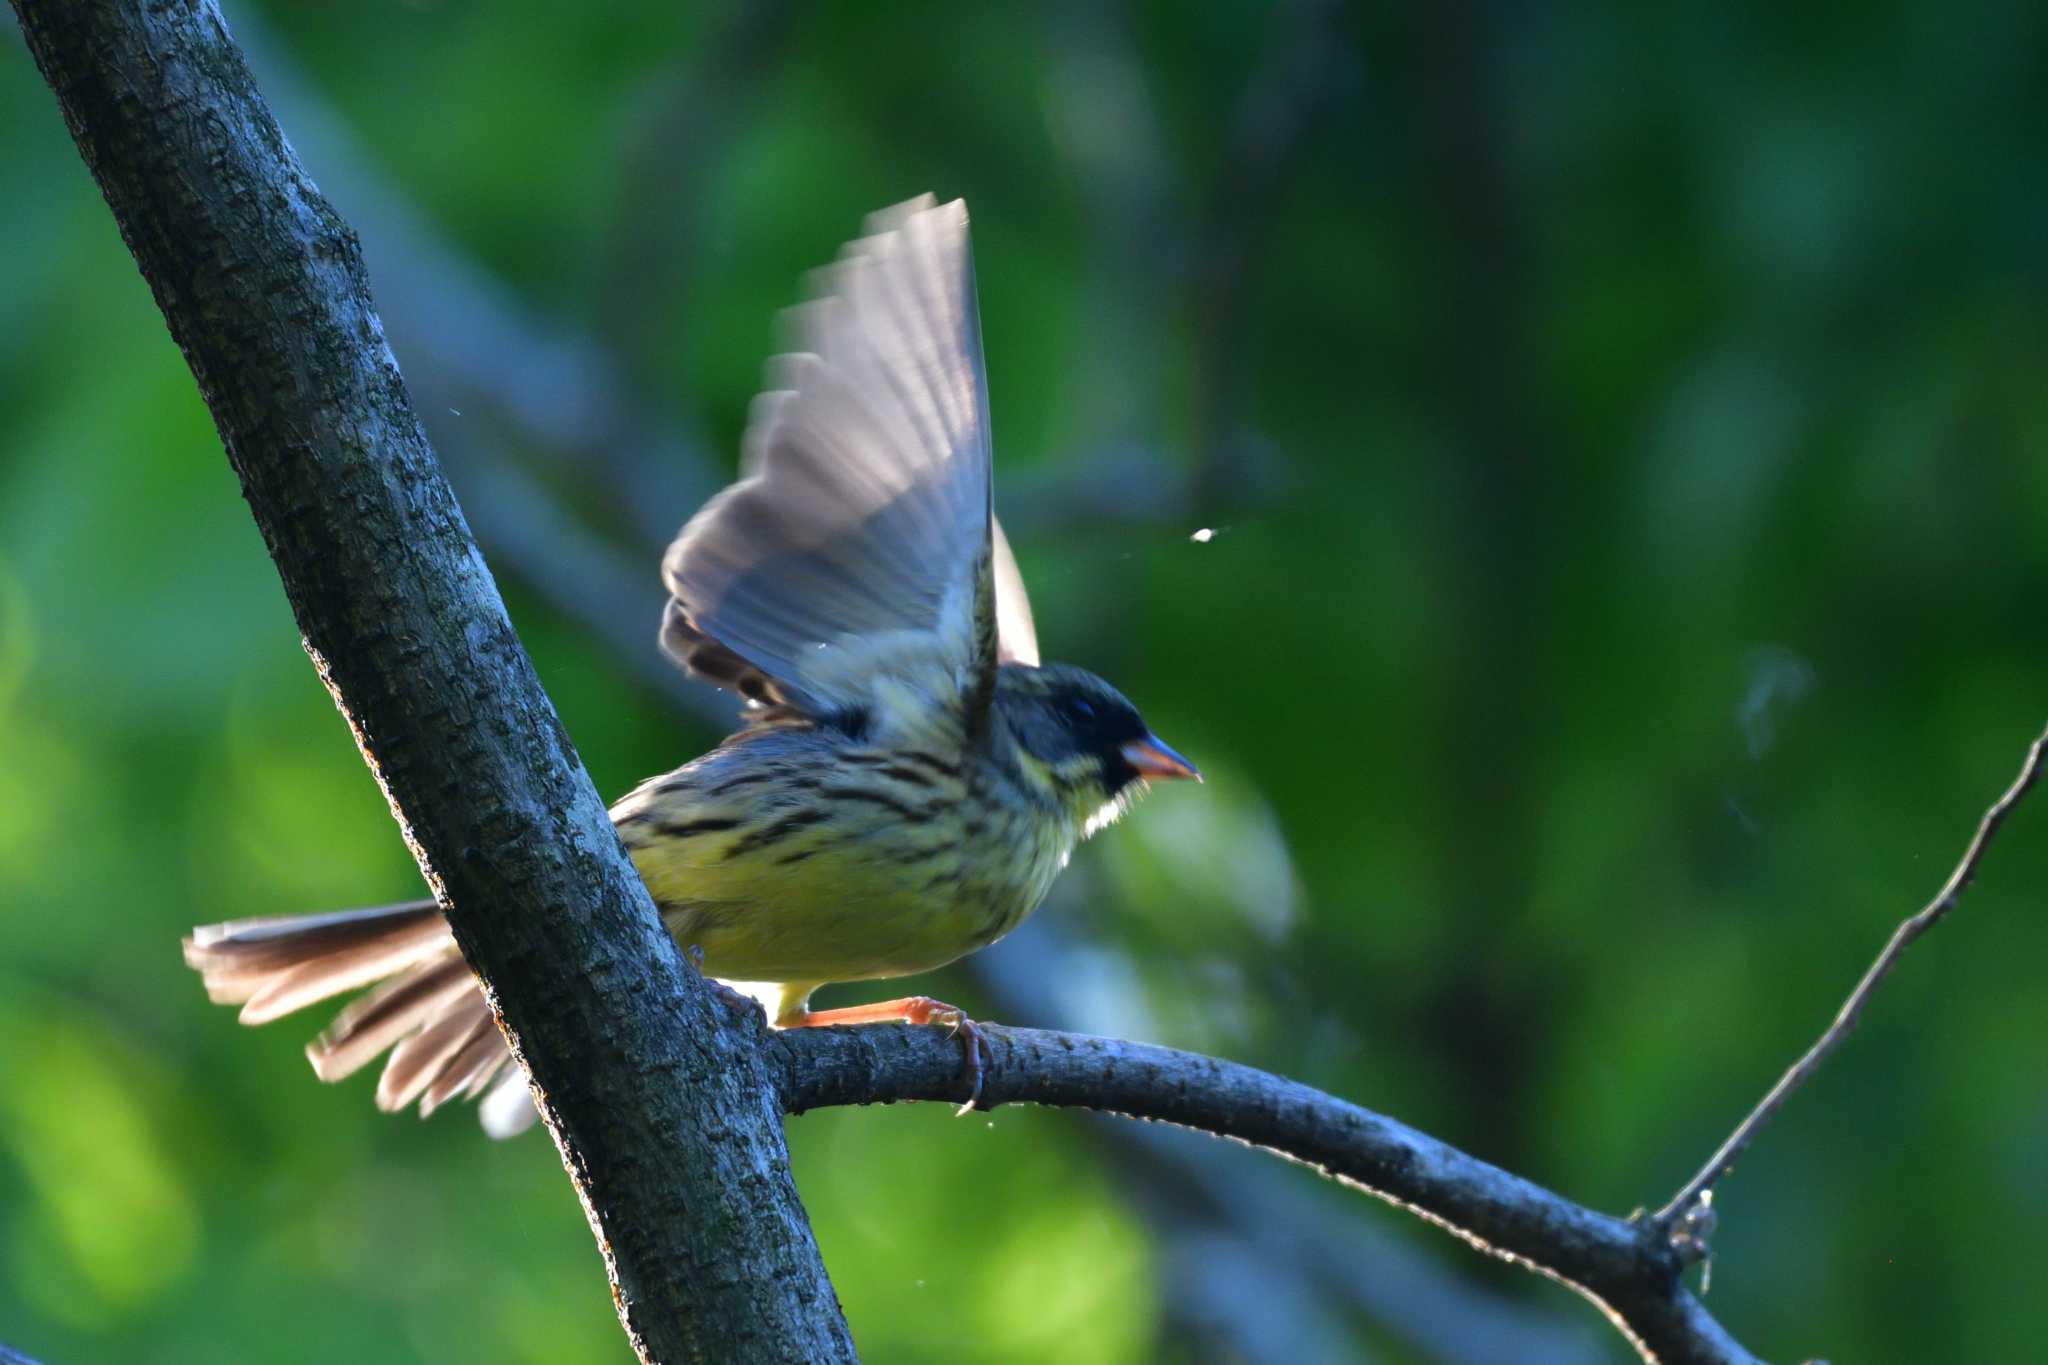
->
<box><xmin>183</xmin><ymin>900</ymin><xmax>537</xmax><ymax>1136</ymax></box>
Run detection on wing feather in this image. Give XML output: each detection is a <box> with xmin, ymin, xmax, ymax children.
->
<box><xmin>660</xmin><ymin>196</ymin><xmax>1033</xmax><ymax>729</ymax></box>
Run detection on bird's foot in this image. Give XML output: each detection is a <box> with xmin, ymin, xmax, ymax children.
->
<box><xmin>789</xmin><ymin>994</ymin><xmax>993</xmax><ymax>1115</ymax></box>
<box><xmin>906</xmin><ymin>999</ymin><xmax>993</xmax><ymax>1117</ymax></box>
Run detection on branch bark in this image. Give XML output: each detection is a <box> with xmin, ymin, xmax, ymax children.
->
<box><xmin>764</xmin><ymin>1021</ymin><xmax>1758</xmax><ymax>1365</ymax></box>
<box><xmin>9</xmin><ymin>3</ymin><xmax>853</xmax><ymax>1361</ymax></box>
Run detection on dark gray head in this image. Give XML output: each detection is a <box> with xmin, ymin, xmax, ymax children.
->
<box><xmin>992</xmin><ymin>662</ymin><xmax>1199</xmax><ymax>825</ymax></box>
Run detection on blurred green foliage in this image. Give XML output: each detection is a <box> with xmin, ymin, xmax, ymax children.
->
<box><xmin>4</xmin><ymin>1</ymin><xmax>2047</xmax><ymax>1361</ymax></box>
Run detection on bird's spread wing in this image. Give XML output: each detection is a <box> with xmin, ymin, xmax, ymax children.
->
<box><xmin>661</xmin><ymin>195</ymin><xmax>1034</xmax><ymax>732</ymax></box>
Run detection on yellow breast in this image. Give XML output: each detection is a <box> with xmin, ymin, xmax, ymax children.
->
<box><xmin>610</xmin><ymin>728</ymin><xmax>1074</xmax><ymax>991</ymax></box>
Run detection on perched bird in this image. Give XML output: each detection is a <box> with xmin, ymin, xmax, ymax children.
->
<box><xmin>183</xmin><ymin>196</ymin><xmax>1199</xmax><ymax>1136</ymax></box>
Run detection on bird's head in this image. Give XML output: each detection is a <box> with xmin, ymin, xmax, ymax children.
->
<box><xmin>992</xmin><ymin>663</ymin><xmax>1200</xmax><ymax>834</ymax></box>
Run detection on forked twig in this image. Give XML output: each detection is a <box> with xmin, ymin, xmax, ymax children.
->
<box><xmin>1655</xmin><ymin>721</ymin><xmax>2048</xmax><ymax>1231</ymax></box>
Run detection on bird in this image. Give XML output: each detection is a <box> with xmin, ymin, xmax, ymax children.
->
<box><xmin>183</xmin><ymin>195</ymin><xmax>1200</xmax><ymax>1137</ymax></box>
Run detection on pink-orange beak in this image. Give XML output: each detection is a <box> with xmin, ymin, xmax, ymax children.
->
<box><xmin>1121</xmin><ymin>734</ymin><xmax>1202</xmax><ymax>783</ymax></box>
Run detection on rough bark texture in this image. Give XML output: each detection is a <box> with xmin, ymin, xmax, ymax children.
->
<box><xmin>769</xmin><ymin>1024</ymin><xmax>1759</xmax><ymax>1365</ymax></box>
<box><xmin>9</xmin><ymin>3</ymin><xmax>855</xmax><ymax>1361</ymax></box>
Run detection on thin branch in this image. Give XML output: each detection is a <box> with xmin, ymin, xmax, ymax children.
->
<box><xmin>764</xmin><ymin>1021</ymin><xmax>1759</xmax><ymax>1365</ymax></box>
<box><xmin>1655</xmin><ymin>720</ymin><xmax>2048</xmax><ymax>1229</ymax></box>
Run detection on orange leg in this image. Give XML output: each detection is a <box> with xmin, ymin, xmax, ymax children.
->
<box><xmin>787</xmin><ymin>996</ymin><xmax>992</xmax><ymax>1115</ymax></box>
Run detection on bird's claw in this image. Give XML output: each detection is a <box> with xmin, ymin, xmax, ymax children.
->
<box><xmin>918</xmin><ymin>1001</ymin><xmax>992</xmax><ymax>1116</ymax></box>
<box><xmin>786</xmin><ymin>995</ymin><xmax>994</xmax><ymax>1113</ymax></box>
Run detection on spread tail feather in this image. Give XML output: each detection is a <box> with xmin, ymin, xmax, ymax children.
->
<box><xmin>184</xmin><ymin>900</ymin><xmax>526</xmax><ymax>1134</ymax></box>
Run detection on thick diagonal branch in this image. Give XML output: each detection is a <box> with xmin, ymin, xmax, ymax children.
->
<box><xmin>9</xmin><ymin>3</ymin><xmax>853</xmax><ymax>1361</ymax></box>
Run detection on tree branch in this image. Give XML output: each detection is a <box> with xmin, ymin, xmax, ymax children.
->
<box><xmin>10</xmin><ymin>3</ymin><xmax>851</xmax><ymax>1361</ymax></box>
<box><xmin>1654</xmin><ymin>721</ymin><xmax>2048</xmax><ymax>1230</ymax></box>
<box><xmin>764</xmin><ymin>1021</ymin><xmax>1758</xmax><ymax>1365</ymax></box>
<box><xmin>979</xmin><ymin>917</ymin><xmax>1609</xmax><ymax>1364</ymax></box>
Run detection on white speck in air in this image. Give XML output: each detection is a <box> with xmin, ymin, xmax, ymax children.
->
<box><xmin>1190</xmin><ymin>527</ymin><xmax>1216</xmax><ymax>543</ymax></box>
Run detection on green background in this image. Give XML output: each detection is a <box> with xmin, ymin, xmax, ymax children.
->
<box><xmin>4</xmin><ymin>2</ymin><xmax>2046</xmax><ymax>1361</ymax></box>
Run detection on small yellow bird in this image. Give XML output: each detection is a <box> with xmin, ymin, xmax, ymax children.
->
<box><xmin>184</xmin><ymin>196</ymin><xmax>1199</xmax><ymax>1136</ymax></box>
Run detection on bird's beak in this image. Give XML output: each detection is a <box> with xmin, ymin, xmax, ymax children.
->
<box><xmin>1121</xmin><ymin>734</ymin><xmax>1202</xmax><ymax>783</ymax></box>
